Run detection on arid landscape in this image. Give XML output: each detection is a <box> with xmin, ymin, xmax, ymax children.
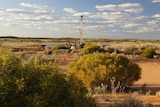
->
<box><xmin>55</xmin><ymin>51</ymin><xmax>160</xmax><ymax>107</ymax></box>
<box><xmin>96</xmin><ymin>59</ymin><xmax>160</xmax><ymax>107</ymax></box>
<box><xmin>135</xmin><ymin>59</ymin><xmax>160</xmax><ymax>86</ymax></box>
<box><xmin>134</xmin><ymin>60</ymin><xmax>160</xmax><ymax>106</ymax></box>
<box><xmin>1</xmin><ymin>0</ymin><xmax>160</xmax><ymax>106</ymax></box>
<box><xmin>1</xmin><ymin>37</ymin><xmax>160</xmax><ymax>106</ymax></box>
<box><xmin>54</xmin><ymin>40</ymin><xmax>160</xmax><ymax>106</ymax></box>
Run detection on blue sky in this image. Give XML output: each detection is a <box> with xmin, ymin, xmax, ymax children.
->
<box><xmin>0</xmin><ymin>0</ymin><xmax>160</xmax><ymax>39</ymax></box>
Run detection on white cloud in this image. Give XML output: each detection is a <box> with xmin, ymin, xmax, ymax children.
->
<box><xmin>90</xmin><ymin>12</ymin><xmax>130</xmax><ymax>22</ymax></box>
<box><xmin>119</xmin><ymin>3</ymin><xmax>143</xmax><ymax>13</ymax></box>
<box><xmin>63</xmin><ymin>8</ymin><xmax>92</xmax><ymax>18</ymax></box>
<box><xmin>146</xmin><ymin>20</ymin><xmax>158</xmax><ymax>25</ymax></box>
<box><xmin>24</xmin><ymin>23</ymin><xmax>40</xmax><ymax>27</ymax></box>
<box><xmin>4</xmin><ymin>8</ymin><xmax>45</xmax><ymax>17</ymax></box>
<box><xmin>0</xmin><ymin>17</ymin><xmax>4</xmax><ymax>20</ymax></box>
<box><xmin>152</xmin><ymin>0</ymin><xmax>160</xmax><ymax>3</ymax></box>
<box><xmin>0</xmin><ymin>7</ymin><xmax>53</xmax><ymax>23</ymax></box>
<box><xmin>34</xmin><ymin>10</ymin><xmax>48</xmax><ymax>14</ymax></box>
<box><xmin>5</xmin><ymin>9</ymin><xmax>31</xmax><ymax>14</ymax></box>
<box><xmin>35</xmin><ymin>15</ymin><xmax>53</xmax><ymax>21</ymax></box>
<box><xmin>136</xmin><ymin>27</ymin><xmax>155</xmax><ymax>33</ymax></box>
<box><xmin>153</xmin><ymin>14</ymin><xmax>160</xmax><ymax>18</ymax></box>
<box><xmin>0</xmin><ymin>23</ymin><xmax>19</xmax><ymax>27</ymax></box>
<box><xmin>96</xmin><ymin>3</ymin><xmax>143</xmax><ymax>13</ymax></box>
<box><xmin>63</xmin><ymin>8</ymin><xmax>77</xmax><ymax>14</ymax></box>
<box><xmin>96</xmin><ymin>4</ymin><xmax>117</xmax><ymax>11</ymax></box>
<box><xmin>122</xmin><ymin>22</ymin><xmax>160</xmax><ymax>33</ymax></box>
<box><xmin>54</xmin><ymin>20</ymin><xmax>78</xmax><ymax>25</ymax></box>
<box><xmin>85</xmin><ymin>25</ymin><xmax>104</xmax><ymax>30</ymax></box>
<box><xmin>134</xmin><ymin>16</ymin><xmax>148</xmax><ymax>20</ymax></box>
<box><xmin>73</xmin><ymin>12</ymin><xmax>91</xmax><ymax>17</ymax></box>
<box><xmin>123</xmin><ymin>23</ymin><xmax>142</xmax><ymax>28</ymax></box>
<box><xmin>20</xmin><ymin>2</ymin><xmax>48</xmax><ymax>9</ymax></box>
<box><xmin>0</xmin><ymin>8</ymin><xmax>5</xmax><ymax>13</ymax></box>
<box><xmin>48</xmin><ymin>27</ymin><xmax>60</xmax><ymax>32</ymax></box>
<box><xmin>84</xmin><ymin>20</ymin><xmax>113</xmax><ymax>26</ymax></box>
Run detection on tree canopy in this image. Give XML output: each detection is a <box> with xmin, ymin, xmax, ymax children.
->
<box><xmin>67</xmin><ymin>53</ymin><xmax>141</xmax><ymax>89</ymax></box>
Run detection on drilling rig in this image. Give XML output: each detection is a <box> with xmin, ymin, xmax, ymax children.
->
<box><xmin>79</xmin><ymin>15</ymin><xmax>85</xmax><ymax>48</ymax></box>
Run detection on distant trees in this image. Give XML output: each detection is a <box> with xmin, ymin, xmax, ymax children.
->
<box><xmin>67</xmin><ymin>53</ymin><xmax>141</xmax><ymax>89</ymax></box>
<box><xmin>52</xmin><ymin>45</ymin><xmax>69</xmax><ymax>51</ymax></box>
<box><xmin>0</xmin><ymin>47</ymin><xmax>96</xmax><ymax>107</ymax></box>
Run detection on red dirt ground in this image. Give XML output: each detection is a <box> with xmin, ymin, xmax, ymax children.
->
<box><xmin>97</xmin><ymin>59</ymin><xmax>160</xmax><ymax>107</ymax></box>
<box><xmin>56</xmin><ymin>54</ymin><xmax>160</xmax><ymax>106</ymax></box>
<box><xmin>134</xmin><ymin>59</ymin><xmax>160</xmax><ymax>85</ymax></box>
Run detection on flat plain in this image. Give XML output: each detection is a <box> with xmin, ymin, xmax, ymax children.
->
<box><xmin>1</xmin><ymin>37</ymin><xmax>160</xmax><ymax>106</ymax></box>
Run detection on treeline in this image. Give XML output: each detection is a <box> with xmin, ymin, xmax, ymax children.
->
<box><xmin>0</xmin><ymin>37</ymin><xmax>160</xmax><ymax>44</ymax></box>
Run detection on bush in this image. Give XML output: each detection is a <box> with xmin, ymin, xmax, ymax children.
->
<box><xmin>0</xmin><ymin>48</ymin><xmax>96</xmax><ymax>107</ymax></box>
<box><xmin>141</xmin><ymin>47</ymin><xmax>156</xmax><ymax>58</ymax></box>
<box><xmin>52</xmin><ymin>45</ymin><xmax>69</xmax><ymax>51</ymax></box>
<box><xmin>81</xmin><ymin>43</ymin><xmax>101</xmax><ymax>54</ymax></box>
<box><xmin>52</xmin><ymin>45</ymin><xmax>71</xmax><ymax>53</ymax></box>
<box><xmin>67</xmin><ymin>53</ymin><xmax>141</xmax><ymax>89</ymax></box>
<box><xmin>156</xmin><ymin>91</ymin><xmax>160</xmax><ymax>99</ymax></box>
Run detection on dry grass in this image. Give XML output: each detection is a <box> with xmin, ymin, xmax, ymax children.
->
<box><xmin>96</xmin><ymin>94</ymin><xmax>160</xmax><ymax>107</ymax></box>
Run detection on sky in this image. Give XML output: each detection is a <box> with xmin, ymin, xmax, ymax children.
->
<box><xmin>0</xmin><ymin>0</ymin><xmax>160</xmax><ymax>39</ymax></box>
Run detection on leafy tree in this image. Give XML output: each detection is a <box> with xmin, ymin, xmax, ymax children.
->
<box><xmin>67</xmin><ymin>53</ymin><xmax>141</xmax><ymax>89</ymax></box>
<box><xmin>141</xmin><ymin>47</ymin><xmax>156</xmax><ymax>58</ymax></box>
<box><xmin>0</xmin><ymin>48</ymin><xmax>24</xmax><ymax>107</ymax></box>
<box><xmin>41</xmin><ymin>74</ymin><xmax>96</xmax><ymax>107</ymax></box>
<box><xmin>81</xmin><ymin>43</ymin><xmax>101</xmax><ymax>54</ymax></box>
<box><xmin>0</xmin><ymin>48</ymin><xmax>96</xmax><ymax>107</ymax></box>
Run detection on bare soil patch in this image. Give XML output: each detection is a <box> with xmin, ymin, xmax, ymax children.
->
<box><xmin>134</xmin><ymin>59</ymin><xmax>160</xmax><ymax>85</ymax></box>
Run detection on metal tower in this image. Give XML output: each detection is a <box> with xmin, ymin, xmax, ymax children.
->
<box><xmin>79</xmin><ymin>15</ymin><xmax>85</xmax><ymax>48</ymax></box>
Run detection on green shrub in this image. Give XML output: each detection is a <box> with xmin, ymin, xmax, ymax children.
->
<box><xmin>0</xmin><ymin>48</ymin><xmax>96</xmax><ymax>107</ymax></box>
<box><xmin>67</xmin><ymin>53</ymin><xmax>141</xmax><ymax>89</ymax></box>
<box><xmin>81</xmin><ymin>43</ymin><xmax>101</xmax><ymax>54</ymax></box>
<box><xmin>52</xmin><ymin>45</ymin><xmax>71</xmax><ymax>53</ymax></box>
<box><xmin>52</xmin><ymin>45</ymin><xmax>69</xmax><ymax>51</ymax></box>
<box><xmin>141</xmin><ymin>47</ymin><xmax>156</xmax><ymax>58</ymax></box>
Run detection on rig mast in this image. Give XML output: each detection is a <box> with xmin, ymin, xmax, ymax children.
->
<box><xmin>79</xmin><ymin>15</ymin><xmax>85</xmax><ymax>48</ymax></box>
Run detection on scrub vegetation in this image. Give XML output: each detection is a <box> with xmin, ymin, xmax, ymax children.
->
<box><xmin>0</xmin><ymin>37</ymin><xmax>160</xmax><ymax>106</ymax></box>
<box><xmin>0</xmin><ymin>47</ymin><xmax>96</xmax><ymax>107</ymax></box>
